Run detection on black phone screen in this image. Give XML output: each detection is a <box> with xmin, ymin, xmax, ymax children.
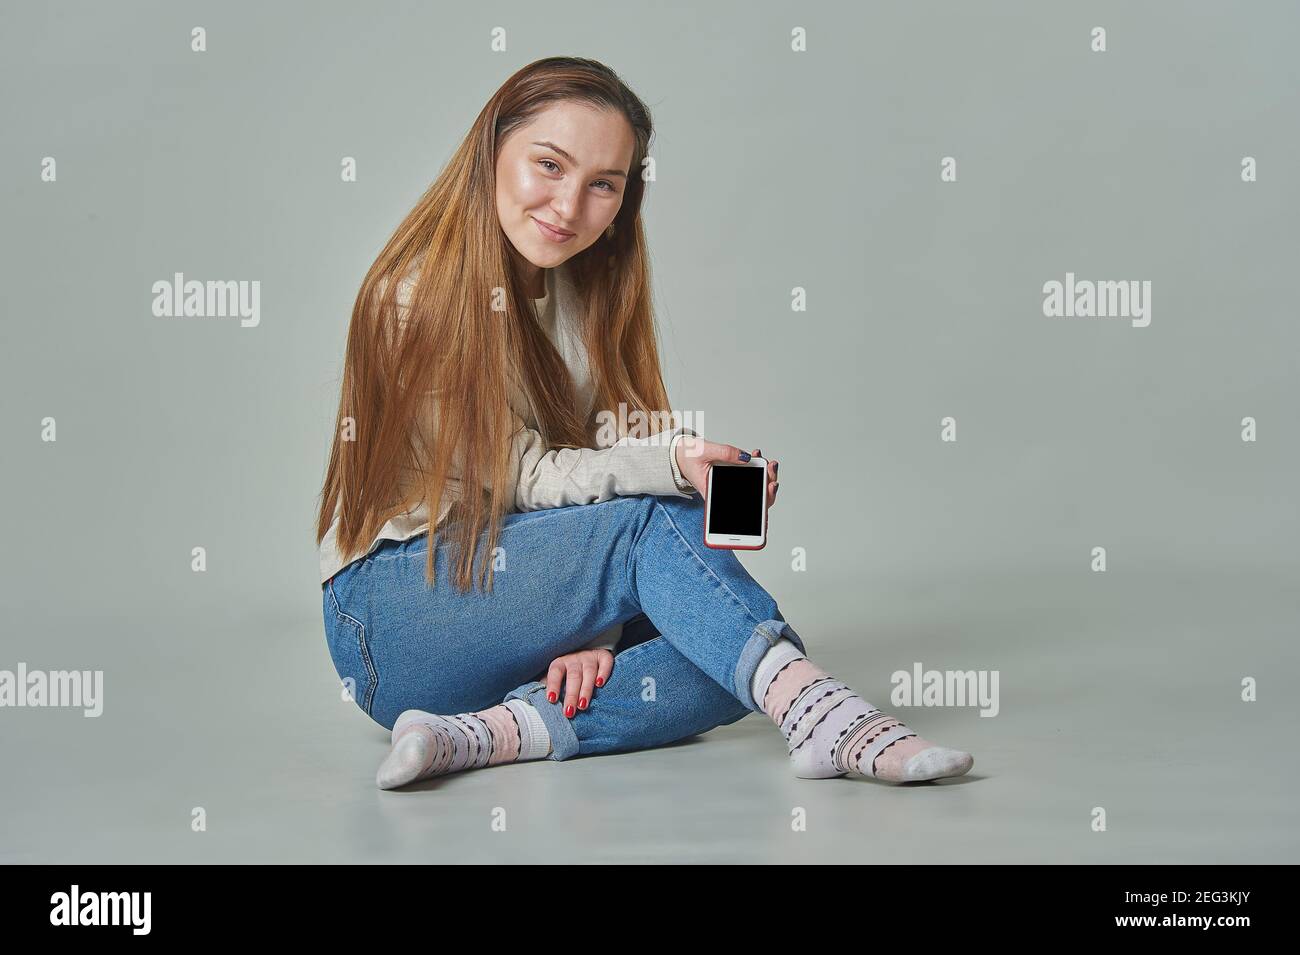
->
<box><xmin>707</xmin><ymin>465</ymin><xmax>765</xmax><ymax>536</ymax></box>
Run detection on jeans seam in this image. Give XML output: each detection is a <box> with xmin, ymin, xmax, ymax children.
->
<box><xmin>368</xmin><ymin>544</ymin><xmax>447</xmax><ymax>563</ymax></box>
<box><xmin>612</xmin><ymin>635</ymin><xmax>662</xmax><ymax>665</ymax></box>
<box><xmin>328</xmin><ymin>580</ymin><xmax>379</xmax><ymax>715</ymax></box>
<box><xmin>366</xmin><ymin>513</ymin><xmax>563</xmax><ymax>563</ymax></box>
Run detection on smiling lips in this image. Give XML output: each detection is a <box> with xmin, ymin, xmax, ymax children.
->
<box><xmin>533</xmin><ymin>216</ymin><xmax>576</xmax><ymax>243</ymax></box>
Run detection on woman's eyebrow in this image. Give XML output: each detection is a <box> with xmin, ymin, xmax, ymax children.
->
<box><xmin>532</xmin><ymin>140</ymin><xmax>627</xmax><ymax>179</ymax></box>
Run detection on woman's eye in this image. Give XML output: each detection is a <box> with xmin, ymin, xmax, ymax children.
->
<box><xmin>539</xmin><ymin>159</ymin><xmax>616</xmax><ymax>193</ymax></box>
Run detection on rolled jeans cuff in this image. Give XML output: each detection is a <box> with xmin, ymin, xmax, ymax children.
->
<box><xmin>504</xmin><ymin>680</ymin><xmax>581</xmax><ymax>761</ymax></box>
<box><xmin>733</xmin><ymin>617</ymin><xmax>806</xmax><ymax>713</ymax></box>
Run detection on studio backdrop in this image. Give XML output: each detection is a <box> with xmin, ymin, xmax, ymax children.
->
<box><xmin>1</xmin><ymin>0</ymin><xmax>1296</xmax><ymax>864</ymax></box>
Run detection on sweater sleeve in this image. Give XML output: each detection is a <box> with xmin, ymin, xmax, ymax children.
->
<box><xmin>667</xmin><ymin>430</ymin><xmax>698</xmax><ymax>494</ymax></box>
<box><xmin>509</xmin><ymin>420</ymin><xmax>698</xmax><ymax>511</ymax></box>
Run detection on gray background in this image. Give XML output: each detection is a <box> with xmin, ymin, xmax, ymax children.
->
<box><xmin>2</xmin><ymin>0</ymin><xmax>1296</xmax><ymax>862</ymax></box>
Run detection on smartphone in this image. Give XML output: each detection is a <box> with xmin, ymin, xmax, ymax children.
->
<box><xmin>703</xmin><ymin>458</ymin><xmax>769</xmax><ymax>550</ymax></box>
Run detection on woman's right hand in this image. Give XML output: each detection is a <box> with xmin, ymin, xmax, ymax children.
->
<box><xmin>674</xmin><ymin>436</ymin><xmax>779</xmax><ymax>507</ymax></box>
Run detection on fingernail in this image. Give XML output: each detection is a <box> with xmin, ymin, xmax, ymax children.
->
<box><xmin>595</xmin><ymin>677</ymin><xmax>604</xmax><ymax>687</ymax></box>
<box><xmin>773</xmin><ymin>462</ymin><xmax>779</xmax><ymax>474</ymax></box>
<box><xmin>739</xmin><ymin>451</ymin><xmax>751</xmax><ymax>462</ymax></box>
<box><xmin>579</xmin><ymin>697</ymin><xmax>587</xmax><ymax>709</ymax></box>
<box><xmin>565</xmin><ymin>704</ymin><xmax>575</xmax><ymax>718</ymax></box>
<box><xmin>547</xmin><ymin>691</ymin><xmax>557</xmax><ymax>703</ymax></box>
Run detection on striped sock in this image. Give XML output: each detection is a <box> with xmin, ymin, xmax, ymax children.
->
<box><xmin>376</xmin><ymin>699</ymin><xmax>551</xmax><ymax>790</ymax></box>
<box><xmin>751</xmin><ymin>639</ymin><xmax>974</xmax><ymax>783</ymax></box>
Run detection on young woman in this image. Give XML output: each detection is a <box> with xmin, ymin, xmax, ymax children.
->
<box><xmin>315</xmin><ymin>56</ymin><xmax>974</xmax><ymax>790</ymax></box>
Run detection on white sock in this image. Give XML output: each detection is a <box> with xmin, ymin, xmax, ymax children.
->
<box><xmin>750</xmin><ymin>638</ymin><xmax>974</xmax><ymax>783</ymax></box>
<box><xmin>376</xmin><ymin>699</ymin><xmax>551</xmax><ymax>790</ymax></box>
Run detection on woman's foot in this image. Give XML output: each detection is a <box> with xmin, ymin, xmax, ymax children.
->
<box><xmin>752</xmin><ymin>638</ymin><xmax>974</xmax><ymax>784</ymax></box>
<box><xmin>867</xmin><ymin>734</ymin><xmax>974</xmax><ymax>783</ymax></box>
<box><xmin>376</xmin><ymin>701</ymin><xmax>551</xmax><ymax>790</ymax></box>
<box><xmin>377</xmin><ymin>723</ymin><xmax>442</xmax><ymax>790</ymax></box>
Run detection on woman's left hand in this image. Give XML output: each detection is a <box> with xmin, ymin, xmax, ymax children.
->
<box><xmin>544</xmin><ymin>648</ymin><xmax>613</xmax><ymax>718</ymax></box>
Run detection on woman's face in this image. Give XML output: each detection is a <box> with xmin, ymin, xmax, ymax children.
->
<box><xmin>495</xmin><ymin>101</ymin><xmax>635</xmax><ymax>289</ymax></box>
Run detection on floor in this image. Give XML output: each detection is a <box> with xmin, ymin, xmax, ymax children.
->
<box><xmin>4</xmin><ymin>566</ymin><xmax>1296</xmax><ymax>863</ymax></box>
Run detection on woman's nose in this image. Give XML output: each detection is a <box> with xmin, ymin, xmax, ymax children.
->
<box><xmin>551</xmin><ymin>187</ymin><xmax>583</xmax><ymax>221</ymax></box>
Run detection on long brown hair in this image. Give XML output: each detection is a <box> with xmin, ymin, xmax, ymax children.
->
<box><xmin>315</xmin><ymin>56</ymin><xmax>674</xmax><ymax>594</ymax></box>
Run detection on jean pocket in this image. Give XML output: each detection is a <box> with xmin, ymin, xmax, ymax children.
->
<box><xmin>323</xmin><ymin>582</ymin><xmax>378</xmax><ymax>717</ymax></box>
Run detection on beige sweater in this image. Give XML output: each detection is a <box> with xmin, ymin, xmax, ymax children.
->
<box><xmin>318</xmin><ymin>260</ymin><xmax>696</xmax><ymax>652</ymax></box>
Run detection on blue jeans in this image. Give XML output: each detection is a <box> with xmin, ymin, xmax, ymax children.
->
<box><xmin>320</xmin><ymin>493</ymin><xmax>806</xmax><ymax>761</ymax></box>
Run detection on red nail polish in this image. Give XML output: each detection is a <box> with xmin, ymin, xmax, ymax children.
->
<box><xmin>595</xmin><ymin>677</ymin><xmax>604</xmax><ymax>687</ymax></box>
<box><xmin>565</xmin><ymin>704</ymin><xmax>575</xmax><ymax>718</ymax></box>
<box><xmin>579</xmin><ymin>697</ymin><xmax>587</xmax><ymax>709</ymax></box>
<box><xmin>547</xmin><ymin>691</ymin><xmax>557</xmax><ymax>703</ymax></box>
